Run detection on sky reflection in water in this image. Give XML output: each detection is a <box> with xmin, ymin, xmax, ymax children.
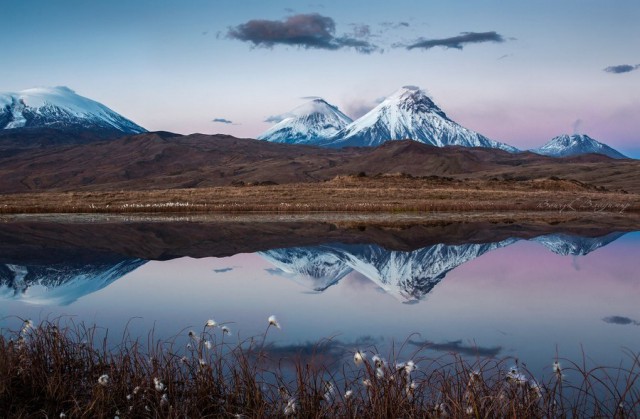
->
<box><xmin>1</xmin><ymin>230</ymin><xmax>638</xmax><ymax>377</ymax></box>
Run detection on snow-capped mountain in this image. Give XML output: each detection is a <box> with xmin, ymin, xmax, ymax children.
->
<box><xmin>531</xmin><ymin>134</ymin><xmax>627</xmax><ymax>159</ymax></box>
<box><xmin>0</xmin><ymin>258</ymin><xmax>146</xmax><ymax>306</ymax></box>
<box><xmin>258</xmin><ymin>98</ymin><xmax>353</xmax><ymax>145</ymax></box>
<box><xmin>321</xmin><ymin>86</ymin><xmax>518</xmax><ymax>151</ymax></box>
<box><xmin>0</xmin><ymin>86</ymin><xmax>146</xmax><ymax>135</ymax></box>
<box><xmin>531</xmin><ymin>232</ymin><xmax>626</xmax><ymax>256</ymax></box>
<box><xmin>260</xmin><ymin>239</ymin><xmax>517</xmax><ymax>302</ymax></box>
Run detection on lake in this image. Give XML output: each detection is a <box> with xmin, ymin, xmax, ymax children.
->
<box><xmin>1</xmin><ymin>215</ymin><xmax>638</xmax><ymax>380</ymax></box>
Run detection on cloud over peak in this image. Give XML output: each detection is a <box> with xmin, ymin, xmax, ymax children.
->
<box><xmin>407</xmin><ymin>31</ymin><xmax>505</xmax><ymax>50</ymax></box>
<box><xmin>228</xmin><ymin>13</ymin><xmax>379</xmax><ymax>54</ymax></box>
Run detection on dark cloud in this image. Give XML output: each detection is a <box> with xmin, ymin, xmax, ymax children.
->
<box><xmin>227</xmin><ymin>13</ymin><xmax>379</xmax><ymax>54</ymax></box>
<box><xmin>213</xmin><ymin>267</ymin><xmax>233</xmax><ymax>273</ymax></box>
<box><xmin>603</xmin><ymin>64</ymin><xmax>640</xmax><ymax>74</ymax></box>
<box><xmin>212</xmin><ymin>118</ymin><xmax>233</xmax><ymax>124</ymax></box>
<box><xmin>407</xmin><ymin>31</ymin><xmax>505</xmax><ymax>50</ymax></box>
<box><xmin>350</xmin><ymin>24</ymin><xmax>371</xmax><ymax>39</ymax></box>
<box><xmin>261</xmin><ymin>336</ymin><xmax>380</xmax><ymax>368</ymax></box>
<box><xmin>379</xmin><ymin>21</ymin><xmax>410</xmax><ymax>29</ymax></box>
<box><xmin>409</xmin><ymin>339</ymin><xmax>502</xmax><ymax>357</ymax></box>
<box><xmin>602</xmin><ymin>316</ymin><xmax>640</xmax><ymax>326</ymax></box>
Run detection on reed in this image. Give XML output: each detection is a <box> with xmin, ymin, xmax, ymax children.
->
<box><xmin>1</xmin><ymin>318</ymin><xmax>638</xmax><ymax>417</ymax></box>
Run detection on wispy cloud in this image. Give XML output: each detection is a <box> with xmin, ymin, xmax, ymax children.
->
<box><xmin>407</xmin><ymin>31</ymin><xmax>505</xmax><ymax>50</ymax></box>
<box><xmin>343</xmin><ymin>96</ymin><xmax>385</xmax><ymax>119</ymax></box>
<box><xmin>212</xmin><ymin>118</ymin><xmax>233</xmax><ymax>124</ymax></box>
<box><xmin>228</xmin><ymin>13</ymin><xmax>380</xmax><ymax>54</ymax></box>
<box><xmin>602</xmin><ymin>315</ymin><xmax>640</xmax><ymax>326</ymax></box>
<box><xmin>263</xmin><ymin>113</ymin><xmax>291</xmax><ymax>124</ymax></box>
<box><xmin>603</xmin><ymin>64</ymin><xmax>640</xmax><ymax>74</ymax></box>
<box><xmin>213</xmin><ymin>267</ymin><xmax>234</xmax><ymax>273</ymax></box>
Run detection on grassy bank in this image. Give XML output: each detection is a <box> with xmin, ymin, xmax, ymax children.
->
<box><xmin>1</xmin><ymin>319</ymin><xmax>638</xmax><ymax>417</ymax></box>
<box><xmin>0</xmin><ymin>176</ymin><xmax>639</xmax><ymax>215</ymax></box>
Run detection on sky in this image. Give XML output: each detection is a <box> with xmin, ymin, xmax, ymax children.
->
<box><xmin>1</xmin><ymin>0</ymin><xmax>639</xmax><ymax>156</ymax></box>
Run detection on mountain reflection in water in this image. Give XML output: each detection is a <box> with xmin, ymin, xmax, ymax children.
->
<box><xmin>0</xmin><ymin>226</ymin><xmax>629</xmax><ymax>305</ymax></box>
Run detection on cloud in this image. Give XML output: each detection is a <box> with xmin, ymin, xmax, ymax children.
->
<box><xmin>602</xmin><ymin>315</ymin><xmax>640</xmax><ymax>326</ymax></box>
<box><xmin>228</xmin><ymin>13</ymin><xmax>380</xmax><ymax>54</ymax></box>
<box><xmin>572</xmin><ymin>118</ymin><xmax>583</xmax><ymax>135</ymax></box>
<box><xmin>343</xmin><ymin>96</ymin><xmax>385</xmax><ymax>119</ymax></box>
<box><xmin>212</xmin><ymin>118</ymin><xmax>233</xmax><ymax>124</ymax></box>
<box><xmin>263</xmin><ymin>113</ymin><xmax>292</xmax><ymax>124</ymax></box>
<box><xmin>407</xmin><ymin>31</ymin><xmax>505</xmax><ymax>50</ymax></box>
<box><xmin>350</xmin><ymin>24</ymin><xmax>371</xmax><ymax>39</ymax></box>
<box><xmin>261</xmin><ymin>336</ymin><xmax>380</xmax><ymax>368</ymax></box>
<box><xmin>408</xmin><ymin>339</ymin><xmax>502</xmax><ymax>357</ymax></box>
<box><xmin>213</xmin><ymin>267</ymin><xmax>234</xmax><ymax>273</ymax></box>
<box><xmin>603</xmin><ymin>64</ymin><xmax>640</xmax><ymax>74</ymax></box>
<box><xmin>300</xmin><ymin>96</ymin><xmax>323</xmax><ymax>100</ymax></box>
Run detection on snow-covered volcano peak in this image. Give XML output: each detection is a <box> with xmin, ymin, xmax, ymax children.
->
<box><xmin>321</xmin><ymin>86</ymin><xmax>518</xmax><ymax>151</ymax></box>
<box><xmin>0</xmin><ymin>86</ymin><xmax>146</xmax><ymax>134</ymax></box>
<box><xmin>531</xmin><ymin>134</ymin><xmax>628</xmax><ymax>159</ymax></box>
<box><xmin>258</xmin><ymin>98</ymin><xmax>353</xmax><ymax>145</ymax></box>
<box><xmin>382</xmin><ymin>86</ymin><xmax>446</xmax><ymax>117</ymax></box>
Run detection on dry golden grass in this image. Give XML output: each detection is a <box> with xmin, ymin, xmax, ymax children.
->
<box><xmin>1</xmin><ymin>176</ymin><xmax>638</xmax><ymax>215</ymax></box>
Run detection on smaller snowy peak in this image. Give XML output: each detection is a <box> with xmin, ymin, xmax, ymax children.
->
<box><xmin>0</xmin><ymin>86</ymin><xmax>146</xmax><ymax>134</ymax></box>
<box><xmin>258</xmin><ymin>98</ymin><xmax>353</xmax><ymax>145</ymax></box>
<box><xmin>531</xmin><ymin>134</ymin><xmax>627</xmax><ymax>159</ymax></box>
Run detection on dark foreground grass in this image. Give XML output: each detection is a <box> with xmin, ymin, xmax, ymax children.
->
<box><xmin>1</xmin><ymin>319</ymin><xmax>639</xmax><ymax>418</ymax></box>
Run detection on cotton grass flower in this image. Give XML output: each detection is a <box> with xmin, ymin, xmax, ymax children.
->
<box><xmin>204</xmin><ymin>340</ymin><xmax>213</xmax><ymax>350</ymax></box>
<box><xmin>154</xmin><ymin>377</ymin><xmax>165</xmax><ymax>392</ymax></box>
<box><xmin>98</xmin><ymin>374</ymin><xmax>109</xmax><ymax>386</ymax></box>
<box><xmin>353</xmin><ymin>350</ymin><xmax>366</xmax><ymax>366</ymax></box>
<box><xmin>372</xmin><ymin>354</ymin><xmax>385</xmax><ymax>369</ymax></box>
<box><xmin>206</xmin><ymin>319</ymin><xmax>217</xmax><ymax>328</ymax></box>
<box><xmin>284</xmin><ymin>397</ymin><xmax>298</xmax><ymax>416</ymax></box>
<box><xmin>344</xmin><ymin>390</ymin><xmax>353</xmax><ymax>400</ymax></box>
<box><xmin>268</xmin><ymin>315</ymin><xmax>281</xmax><ymax>329</ymax></box>
<box><xmin>161</xmin><ymin>393</ymin><xmax>169</xmax><ymax>406</ymax></box>
<box><xmin>221</xmin><ymin>325</ymin><xmax>231</xmax><ymax>335</ymax></box>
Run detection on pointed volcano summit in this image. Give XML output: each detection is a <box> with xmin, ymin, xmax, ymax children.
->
<box><xmin>323</xmin><ymin>86</ymin><xmax>518</xmax><ymax>151</ymax></box>
<box><xmin>531</xmin><ymin>134</ymin><xmax>627</xmax><ymax>159</ymax></box>
<box><xmin>0</xmin><ymin>86</ymin><xmax>146</xmax><ymax>135</ymax></box>
<box><xmin>258</xmin><ymin>98</ymin><xmax>353</xmax><ymax>145</ymax></box>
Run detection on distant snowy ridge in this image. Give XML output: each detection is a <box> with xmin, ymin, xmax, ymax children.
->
<box><xmin>531</xmin><ymin>134</ymin><xmax>627</xmax><ymax>159</ymax></box>
<box><xmin>258</xmin><ymin>98</ymin><xmax>353</xmax><ymax>144</ymax></box>
<box><xmin>0</xmin><ymin>86</ymin><xmax>146</xmax><ymax>134</ymax></box>
<box><xmin>259</xmin><ymin>86</ymin><xmax>518</xmax><ymax>152</ymax></box>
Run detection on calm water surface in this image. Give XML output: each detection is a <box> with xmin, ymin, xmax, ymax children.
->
<box><xmin>1</xmin><ymin>221</ymin><xmax>638</xmax><ymax>378</ymax></box>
